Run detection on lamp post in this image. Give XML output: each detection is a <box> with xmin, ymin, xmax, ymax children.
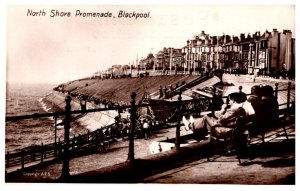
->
<box><xmin>61</xmin><ymin>93</ymin><xmax>71</xmax><ymax>181</ymax></box>
<box><xmin>194</xmin><ymin>52</ymin><xmax>197</xmax><ymax>75</ymax></box>
<box><xmin>175</xmin><ymin>53</ymin><xmax>177</xmax><ymax>75</ymax></box>
<box><xmin>162</xmin><ymin>52</ymin><xmax>165</xmax><ymax>74</ymax></box>
<box><xmin>186</xmin><ymin>40</ymin><xmax>190</xmax><ymax>74</ymax></box>
<box><xmin>128</xmin><ymin>92</ymin><xmax>137</xmax><ymax>162</ymax></box>
<box><xmin>144</xmin><ymin>57</ymin><xmax>147</xmax><ymax>75</ymax></box>
<box><xmin>169</xmin><ymin>48</ymin><xmax>173</xmax><ymax>75</ymax></box>
<box><xmin>182</xmin><ymin>52</ymin><xmax>186</xmax><ymax>74</ymax></box>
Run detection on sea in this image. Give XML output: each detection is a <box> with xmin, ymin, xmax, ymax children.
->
<box><xmin>5</xmin><ymin>83</ymin><xmax>69</xmax><ymax>153</ymax></box>
<box><xmin>5</xmin><ymin>82</ymin><xmax>117</xmax><ymax>154</ymax></box>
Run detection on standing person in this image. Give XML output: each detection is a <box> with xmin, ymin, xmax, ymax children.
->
<box><xmin>142</xmin><ymin>119</ymin><xmax>152</xmax><ymax>140</ymax></box>
<box><xmin>182</xmin><ymin>92</ymin><xmax>246</xmax><ymax>139</ymax></box>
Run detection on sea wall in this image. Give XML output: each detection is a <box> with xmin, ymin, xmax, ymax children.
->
<box><xmin>46</xmin><ymin>74</ymin><xmax>295</xmax><ymax>132</ymax></box>
<box><xmin>46</xmin><ymin>75</ymin><xmax>199</xmax><ymax>132</ymax></box>
<box><xmin>41</xmin><ymin>91</ymin><xmax>118</xmax><ymax>133</ymax></box>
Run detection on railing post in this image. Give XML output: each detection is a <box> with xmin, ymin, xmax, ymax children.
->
<box><xmin>239</xmin><ymin>85</ymin><xmax>243</xmax><ymax>93</ymax></box>
<box><xmin>175</xmin><ymin>91</ymin><xmax>182</xmax><ymax>149</ymax></box>
<box><xmin>159</xmin><ymin>86</ymin><xmax>163</xmax><ymax>98</ymax></box>
<box><xmin>54</xmin><ymin>116</ymin><xmax>57</xmax><ymax>156</ymax></box>
<box><xmin>226</xmin><ymin>96</ymin><xmax>229</xmax><ymax>105</ymax></box>
<box><xmin>72</xmin><ymin>135</ymin><xmax>76</xmax><ymax>151</ymax></box>
<box><xmin>61</xmin><ymin>93</ymin><xmax>72</xmax><ymax>181</ymax></box>
<box><xmin>212</xmin><ymin>87</ymin><xmax>216</xmax><ymax>116</ymax></box>
<box><xmin>6</xmin><ymin>152</ymin><xmax>9</xmax><ymax>167</ymax></box>
<box><xmin>58</xmin><ymin>138</ymin><xmax>62</xmax><ymax>157</ymax></box>
<box><xmin>128</xmin><ymin>92</ymin><xmax>137</xmax><ymax>162</ymax></box>
<box><xmin>287</xmin><ymin>82</ymin><xmax>291</xmax><ymax>109</ymax></box>
<box><xmin>41</xmin><ymin>143</ymin><xmax>44</xmax><ymax>163</ymax></box>
<box><xmin>21</xmin><ymin>149</ymin><xmax>24</xmax><ymax>170</ymax></box>
<box><xmin>275</xmin><ymin>83</ymin><xmax>279</xmax><ymax>100</ymax></box>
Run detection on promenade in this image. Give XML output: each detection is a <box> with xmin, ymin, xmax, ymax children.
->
<box><xmin>142</xmin><ymin>124</ymin><xmax>295</xmax><ymax>184</ymax></box>
<box><xmin>5</xmin><ymin>74</ymin><xmax>296</xmax><ymax>185</ymax></box>
<box><xmin>6</xmin><ymin>121</ymin><xmax>295</xmax><ymax>184</ymax></box>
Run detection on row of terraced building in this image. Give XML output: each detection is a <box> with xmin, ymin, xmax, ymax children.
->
<box><xmin>135</xmin><ymin>29</ymin><xmax>295</xmax><ymax>78</ymax></box>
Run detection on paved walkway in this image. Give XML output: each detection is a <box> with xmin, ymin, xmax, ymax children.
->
<box><xmin>143</xmin><ymin>125</ymin><xmax>295</xmax><ymax>184</ymax></box>
<box><xmin>68</xmin><ymin>123</ymin><xmax>295</xmax><ymax>184</ymax></box>
<box><xmin>6</xmin><ymin>122</ymin><xmax>295</xmax><ymax>184</ymax></box>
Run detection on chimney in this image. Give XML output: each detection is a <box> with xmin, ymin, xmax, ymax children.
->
<box><xmin>264</xmin><ymin>30</ymin><xmax>270</xmax><ymax>38</ymax></box>
<box><xmin>224</xmin><ymin>35</ymin><xmax>231</xmax><ymax>44</ymax></box>
<box><xmin>283</xmin><ymin>29</ymin><xmax>292</xmax><ymax>34</ymax></box>
<box><xmin>240</xmin><ymin>33</ymin><xmax>245</xmax><ymax>41</ymax></box>
<box><xmin>283</xmin><ymin>29</ymin><xmax>292</xmax><ymax>39</ymax></box>
<box><xmin>205</xmin><ymin>38</ymin><xmax>209</xmax><ymax>45</ymax></box>
<box><xmin>212</xmin><ymin>36</ymin><xmax>217</xmax><ymax>45</ymax></box>
<box><xmin>233</xmin><ymin>36</ymin><xmax>239</xmax><ymax>43</ymax></box>
<box><xmin>272</xmin><ymin>28</ymin><xmax>278</xmax><ymax>37</ymax></box>
<box><xmin>247</xmin><ymin>33</ymin><xmax>252</xmax><ymax>39</ymax></box>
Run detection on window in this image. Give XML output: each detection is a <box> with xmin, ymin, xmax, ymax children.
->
<box><xmin>259</xmin><ymin>51</ymin><xmax>266</xmax><ymax>58</ymax></box>
<box><xmin>219</xmin><ymin>53</ymin><xmax>224</xmax><ymax>60</ymax></box>
<box><xmin>235</xmin><ymin>53</ymin><xmax>239</xmax><ymax>61</ymax></box>
<box><xmin>230</xmin><ymin>53</ymin><xmax>235</xmax><ymax>60</ymax></box>
<box><xmin>260</xmin><ymin>41</ymin><xmax>267</xmax><ymax>49</ymax></box>
<box><xmin>234</xmin><ymin>46</ymin><xmax>237</xmax><ymax>52</ymax></box>
<box><xmin>242</xmin><ymin>52</ymin><xmax>248</xmax><ymax>60</ymax></box>
<box><xmin>225</xmin><ymin>54</ymin><xmax>228</xmax><ymax>61</ymax></box>
<box><xmin>242</xmin><ymin>44</ymin><xmax>249</xmax><ymax>51</ymax></box>
<box><xmin>213</xmin><ymin>54</ymin><xmax>216</xmax><ymax>61</ymax></box>
<box><xmin>201</xmin><ymin>54</ymin><xmax>206</xmax><ymax>61</ymax></box>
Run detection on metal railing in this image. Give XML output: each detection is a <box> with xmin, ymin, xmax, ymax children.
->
<box><xmin>5</xmin><ymin>82</ymin><xmax>295</xmax><ymax>180</ymax></box>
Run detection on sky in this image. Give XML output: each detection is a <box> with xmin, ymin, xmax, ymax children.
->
<box><xmin>5</xmin><ymin>4</ymin><xmax>296</xmax><ymax>84</ymax></box>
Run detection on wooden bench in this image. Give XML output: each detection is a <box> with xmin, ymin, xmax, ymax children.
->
<box><xmin>207</xmin><ymin>106</ymin><xmax>294</xmax><ymax>164</ymax></box>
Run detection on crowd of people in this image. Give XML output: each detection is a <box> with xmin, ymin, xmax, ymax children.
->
<box><xmin>257</xmin><ymin>68</ymin><xmax>295</xmax><ymax>80</ymax></box>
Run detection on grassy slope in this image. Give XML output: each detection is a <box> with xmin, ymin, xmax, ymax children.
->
<box><xmin>62</xmin><ymin>75</ymin><xmax>198</xmax><ymax>104</ymax></box>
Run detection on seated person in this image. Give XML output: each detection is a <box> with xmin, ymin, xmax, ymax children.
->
<box><xmin>247</xmin><ymin>85</ymin><xmax>262</xmax><ymax>113</ymax></box>
<box><xmin>183</xmin><ymin>92</ymin><xmax>246</xmax><ymax>139</ymax></box>
<box><xmin>246</xmin><ymin>85</ymin><xmax>263</xmax><ymax>136</ymax></box>
<box><xmin>240</xmin><ymin>91</ymin><xmax>255</xmax><ymax>116</ymax></box>
<box><xmin>261</xmin><ymin>85</ymin><xmax>279</xmax><ymax>127</ymax></box>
